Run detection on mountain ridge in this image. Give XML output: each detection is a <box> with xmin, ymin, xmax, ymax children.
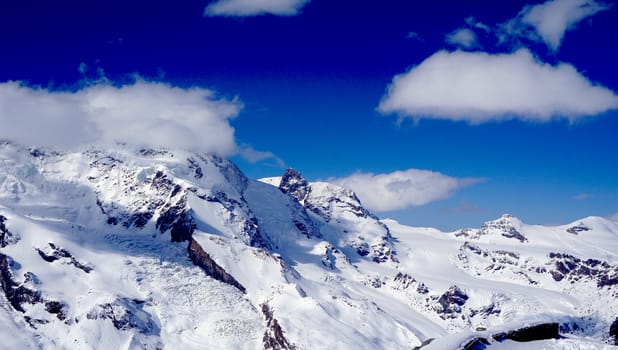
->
<box><xmin>0</xmin><ymin>142</ymin><xmax>617</xmax><ymax>349</ymax></box>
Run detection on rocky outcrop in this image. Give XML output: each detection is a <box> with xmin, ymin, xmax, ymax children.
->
<box><xmin>566</xmin><ymin>223</ymin><xmax>590</xmax><ymax>235</ymax></box>
<box><xmin>36</xmin><ymin>242</ymin><xmax>92</xmax><ymax>273</ymax></box>
<box><xmin>155</xmin><ymin>195</ymin><xmax>195</xmax><ymax>242</ymax></box>
<box><xmin>87</xmin><ymin>297</ymin><xmax>158</xmax><ymax>335</ymax></box>
<box><xmin>548</xmin><ymin>252</ymin><xmax>618</xmax><ymax>287</ymax></box>
<box><xmin>187</xmin><ymin>238</ymin><xmax>246</xmax><ymax>293</ymax></box>
<box><xmin>1</xmin><ymin>253</ymin><xmax>41</xmax><ymax>313</ymax></box>
<box><xmin>610</xmin><ymin>317</ymin><xmax>618</xmax><ymax>345</ymax></box>
<box><xmin>437</xmin><ymin>286</ymin><xmax>468</xmax><ymax>318</ymax></box>
<box><xmin>0</xmin><ymin>215</ymin><xmax>19</xmax><ymax>247</ymax></box>
<box><xmin>279</xmin><ymin>168</ymin><xmax>309</xmax><ymax>203</ymax></box>
<box><xmin>0</xmin><ymin>253</ymin><xmax>66</xmax><ymax>321</ymax></box>
<box><xmin>492</xmin><ymin>322</ymin><xmax>559</xmax><ymax>342</ymax></box>
<box><xmin>461</xmin><ymin>337</ymin><xmax>490</xmax><ymax>350</ymax></box>
<box><xmin>262</xmin><ymin>304</ymin><xmax>296</xmax><ymax>350</ymax></box>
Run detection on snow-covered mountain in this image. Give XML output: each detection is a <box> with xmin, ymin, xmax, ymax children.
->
<box><xmin>0</xmin><ymin>141</ymin><xmax>617</xmax><ymax>349</ymax></box>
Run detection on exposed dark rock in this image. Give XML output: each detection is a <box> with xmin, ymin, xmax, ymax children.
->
<box><xmin>24</xmin><ymin>316</ymin><xmax>49</xmax><ymax>329</ymax></box>
<box><xmin>88</xmin><ymin>298</ymin><xmax>158</xmax><ymax>335</ymax></box>
<box><xmin>169</xmin><ymin>214</ymin><xmax>195</xmax><ymax>242</ymax></box>
<box><xmin>371</xmin><ymin>240</ymin><xmax>399</xmax><ymax>263</ymax></box>
<box><xmin>156</xmin><ymin>195</ymin><xmax>195</xmax><ymax>243</ymax></box>
<box><xmin>292</xmin><ymin>220</ymin><xmax>311</xmax><ymax>239</ymax></box>
<box><xmin>45</xmin><ymin>301</ymin><xmax>67</xmax><ymax>320</ymax></box>
<box><xmin>28</xmin><ymin>147</ymin><xmax>45</xmax><ymax>158</ymax></box>
<box><xmin>1</xmin><ymin>253</ymin><xmax>66</xmax><ymax>321</ymax></box>
<box><xmin>566</xmin><ymin>223</ymin><xmax>590</xmax><ymax>235</ymax></box>
<box><xmin>355</xmin><ymin>243</ymin><xmax>370</xmax><ymax>257</ymax></box>
<box><xmin>500</xmin><ymin>227</ymin><xmax>527</xmax><ymax>242</ymax></box>
<box><xmin>0</xmin><ymin>253</ymin><xmax>41</xmax><ymax>312</ymax></box>
<box><xmin>188</xmin><ymin>238</ymin><xmax>246</xmax><ymax>293</ymax></box>
<box><xmin>455</xmin><ymin>228</ymin><xmax>475</xmax><ymax>238</ymax></box>
<box><xmin>462</xmin><ymin>242</ymin><xmax>488</xmax><ymax>257</ymax></box>
<box><xmin>492</xmin><ymin>323</ymin><xmax>559</xmax><ymax>342</ymax></box>
<box><xmin>90</xmin><ymin>155</ymin><xmax>123</xmax><ymax>171</ymax></box>
<box><xmin>0</xmin><ymin>215</ymin><xmax>19</xmax><ymax>247</ymax></box>
<box><xmin>469</xmin><ymin>303</ymin><xmax>501</xmax><ymax>318</ymax></box>
<box><xmin>391</xmin><ymin>272</ymin><xmax>428</xmax><ymax>294</ymax></box>
<box><xmin>438</xmin><ymin>286</ymin><xmax>468</xmax><ymax>317</ymax></box>
<box><xmin>366</xmin><ymin>276</ymin><xmax>383</xmax><ymax>288</ymax></box>
<box><xmin>36</xmin><ymin>243</ymin><xmax>93</xmax><ymax>273</ymax></box>
<box><xmin>610</xmin><ymin>317</ymin><xmax>618</xmax><ymax>345</ymax></box>
<box><xmin>124</xmin><ymin>212</ymin><xmax>153</xmax><ymax>229</ymax></box>
<box><xmin>321</xmin><ymin>244</ymin><xmax>348</xmax><ymax>270</ymax></box>
<box><xmin>279</xmin><ymin>168</ymin><xmax>309</xmax><ymax>203</ymax></box>
<box><xmin>138</xmin><ymin>148</ymin><xmax>169</xmax><ymax>157</ymax></box>
<box><xmin>416</xmin><ymin>283</ymin><xmax>429</xmax><ymax>294</ymax></box>
<box><xmin>393</xmin><ymin>272</ymin><xmax>416</xmax><ymax>290</ymax></box>
<box><xmin>461</xmin><ymin>337</ymin><xmax>489</xmax><ymax>350</ymax></box>
<box><xmin>548</xmin><ymin>252</ymin><xmax>618</xmax><ymax>287</ymax></box>
<box><xmin>187</xmin><ymin>157</ymin><xmax>203</xmax><ymax>179</ymax></box>
<box><xmin>262</xmin><ymin>304</ymin><xmax>296</xmax><ymax>350</ymax></box>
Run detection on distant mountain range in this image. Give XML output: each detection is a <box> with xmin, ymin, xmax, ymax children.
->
<box><xmin>0</xmin><ymin>141</ymin><xmax>617</xmax><ymax>349</ymax></box>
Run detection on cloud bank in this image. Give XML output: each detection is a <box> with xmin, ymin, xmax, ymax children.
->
<box><xmin>378</xmin><ymin>49</ymin><xmax>618</xmax><ymax>123</ymax></box>
<box><xmin>330</xmin><ymin>169</ymin><xmax>482</xmax><ymax>212</ymax></box>
<box><xmin>204</xmin><ymin>0</ymin><xmax>310</xmax><ymax>17</ymax></box>
<box><xmin>499</xmin><ymin>0</ymin><xmax>611</xmax><ymax>52</ymax></box>
<box><xmin>0</xmin><ymin>80</ymin><xmax>242</xmax><ymax>155</ymax></box>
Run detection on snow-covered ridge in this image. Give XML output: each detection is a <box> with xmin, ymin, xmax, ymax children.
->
<box><xmin>0</xmin><ymin>142</ymin><xmax>617</xmax><ymax>349</ymax></box>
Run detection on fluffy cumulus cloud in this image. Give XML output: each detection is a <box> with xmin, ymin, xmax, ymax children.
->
<box><xmin>445</xmin><ymin>28</ymin><xmax>479</xmax><ymax>49</ymax></box>
<box><xmin>609</xmin><ymin>212</ymin><xmax>618</xmax><ymax>222</ymax></box>
<box><xmin>0</xmin><ymin>80</ymin><xmax>242</xmax><ymax>155</ymax></box>
<box><xmin>330</xmin><ymin>169</ymin><xmax>482</xmax><ymax>212</ymax></box>
<box><xmin>500</xmin><ymin>0</ymin><xmax>611</xmax><ymax>52</ymax></box>
<box><xmin>204</xmin><ymin>0</ymin><xmax>310</xmax><ymax>17</ymax></box>
<box><xmin>378</xmin><ymin>49</ymin><xmax>618</xmax><ymax>123</ymax></box>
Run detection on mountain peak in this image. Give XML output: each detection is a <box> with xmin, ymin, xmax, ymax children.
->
<box><xmin>279</xmin><ymin>168</ymin><xmax>309</xmax><ymax>202</ymax></box>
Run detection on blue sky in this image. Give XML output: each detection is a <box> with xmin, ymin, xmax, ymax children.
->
<box><xmin>0</xmin><ymin>0</ymin><xmax>617</xmax><ymax>229</ymax></box>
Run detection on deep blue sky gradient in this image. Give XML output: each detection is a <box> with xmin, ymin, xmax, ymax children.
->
<box><xmin>1</xmin><ymin>0</ymin><xmax>617</xmax><ymax>229</ymax></box>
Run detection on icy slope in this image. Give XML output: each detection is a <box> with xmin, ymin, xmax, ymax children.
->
<box><xmin>0</xmin><ymin>142</ymin><xmax>617</xmax><ymax>349</ymax></box>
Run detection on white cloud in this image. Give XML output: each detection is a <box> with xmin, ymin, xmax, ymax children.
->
<box><xmin>378</xmin><ymin>49</ymin><xmax>618</xmax><ymax>123</ymax></box>
<box><xmin>465</xmin><ymin>16</ymin><xmax>491</xmax><ymax>33</ymax></box>
<box><xmin>406</xmin><ymin>31</ymin><xmax>423</xmax><ymax>41</ymax></box>
<box><xmin>445</xmin><ymin>28</ymin><xmax>479</xmax><ymax>49</ymax></box>
<box><xmin>238</xmin><ymin>145</ymin><xmax>285</xmax><ymax>167</ymax></box>
<box><xmin>0</xmin><ymin>80</ymin><xmax>242</xmax><ymax>155</ymax></box>
<box><xmin>204</xmin><ymin>0</ymin><xmax>310</xmax><ymax>17</ymax></box>
<box><xmin>499</xmin><ymin>0</ymin><xmax>611</xmax><ymax>52</ymax></box>
<box><xmin>609</xmin><ymin>212</ymin><xmax>618</xmax><ymax>222</ymax></box>
<box><xmin>78</xmin><ymin>62</ymin><xmax>88</xmax><ymax>74</ymax></box>
<box><xmin>573</xmin><ymin>193</ymin><xmax>592</xmax><ymax>200</ymax></box>
<box><xmin>330</xmin><ymin>169</ymin><xmax>483</xmax><ymax>212</ymax></box>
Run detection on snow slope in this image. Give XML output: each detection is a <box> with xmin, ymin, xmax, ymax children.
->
<box><xmin>0</xmin><ymin>142</ymin><xmax>617</xmax><ymax>349</ymax></box>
